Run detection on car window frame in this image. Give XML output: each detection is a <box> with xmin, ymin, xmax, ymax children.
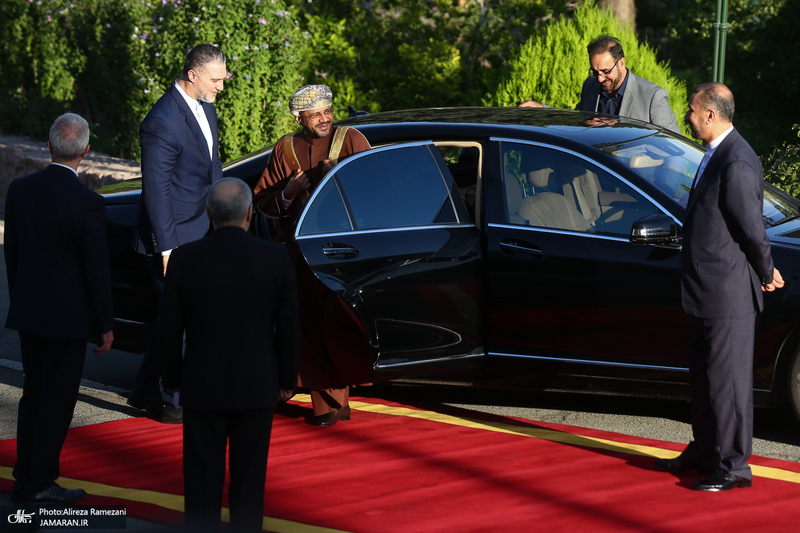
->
<box><xmin>489</xmin><ymin>137</ymin><xmax>682</xmax><ymax>241</ymax></box>
<box><xmin>295</xmin><ymin>141</ymin><xmax>473</xmax><ymax>239</ymax></box>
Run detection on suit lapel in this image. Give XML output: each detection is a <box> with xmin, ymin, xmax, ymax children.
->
<box><xmin>169</xmin><ymin>86</ymin><xmax>213</xmax><ymax>171</ymax></box>
<box><xmin>686</xmin><ymin>129</ymin><xmax>739</xmax><ymax>214</ymax></box>
<box><xmin>618</xmin><ymin>71</ymin><xmax>636</xmax><ymax>118</ymax></box>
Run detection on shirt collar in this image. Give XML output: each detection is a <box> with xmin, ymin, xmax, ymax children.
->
<box><xmin>707</xmin><ymin>125</ymin><xmax>734</xmax><ymax>151</ymax></box>
<box><xmin>174</xmin><ymin>80</ymin><xmax>201</xmax><ymax>112</ymax></box>
<box><xmin>51</xmin><ymin>162</ymin><xmax>78</xmax><ymax>177</ymax></box>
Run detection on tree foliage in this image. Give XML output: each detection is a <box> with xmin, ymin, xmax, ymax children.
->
<box><xmin>0</xmin><ymin>0</ymin><xmax>305</xmax><ymax>160</ymax></box>
<box><xmin>762</xmin><ymin>125</ymin><xmax>800</xmax><ymax>197</ymax></box>
<box><xmin>639</xmin><ymin>0</ymin><xmax>799</xmax><ymax>156</ymax></box>
<box><xmin>487</xmin><ymin>1</ymin><xmax>689</xmax><ymax>134</ymax></box>
<box><xmin>295</xmin><ymin>0</ymin><xmax>563</xmax><ymax>119</ymax></box>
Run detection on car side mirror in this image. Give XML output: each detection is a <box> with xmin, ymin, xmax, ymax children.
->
<box><xmin>630</xmin><ymin>213</ymin><xmax>682</xmax><ymax>247</ymax></box>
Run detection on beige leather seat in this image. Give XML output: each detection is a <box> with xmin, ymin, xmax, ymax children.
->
<box><xmin>518</xmin><ymin>166</ymin><xmax>591</xmax><ymax>232</ymax></box>
<box><xmin>504</xmin><ymin>171</ymin><xmax>525</xmax><ymax>224</ymax></box>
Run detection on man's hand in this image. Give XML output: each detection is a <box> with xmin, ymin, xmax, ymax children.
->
<box><xmin>763</xmin><ymin>267</ymin><xmax>785</xmax><ymax>292</ymax></box>
<box><xmin>162</xmin><ymin>254</ymin><xmax>170</xmax><ymax>277</ymax></box>
<box><xmin>94</xmin><ymin>330</ymin><xmax>114</xmax><ymax>354</ymax></box>
<box><xmin>519</xmin><ymin>100</ymin><xmax>544</xmax><ymax>108</ymax></box>
<box><xmin>278</xmin><ymin>389</ymin><xmax>294</xmax><ymax>402</ymax></box>
<box><xmin>283</xmin><ymin>170</ymin><xmax>310</xmax><ymax>200</ymax></box>
<box><xmin>322</xmin><ymin>157</ymin><xmax>338</xmax><ymax>175</ymax></box>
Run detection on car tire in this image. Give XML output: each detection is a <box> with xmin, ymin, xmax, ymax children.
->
<box><xmin>789</xmin><ymin>346</ymin><xmax>800</xmax><ymax>424</ymax></box>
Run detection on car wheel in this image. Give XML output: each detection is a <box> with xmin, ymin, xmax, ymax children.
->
<box><xmin>789</xmin><ymin>346</ymin><xmax>800</xmax><ymax>424</ymax></box>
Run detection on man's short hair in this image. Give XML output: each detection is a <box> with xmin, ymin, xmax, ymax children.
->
<box><xmin>182</xmin><ymin>44</ymin><xmax>226</xmax><ymax>77</ymax></box>
<box><xmin>49</xmin><ymin>113</ymin><xmax>90</xmax><ymax>162</ymax></box>
<box><xmin>694</xmin><ymin>82</ymin><xmax>735</xmax><ymax>123</ymax></box>
<box><xmin>207</xmin><ymin>178</ymin><xmax>252</xmax><ymax>227</ymax></box>
<box><xmin>587</xmin><ymin>35</ymin><xmax>625</xmax><ymax>62</ymax></box>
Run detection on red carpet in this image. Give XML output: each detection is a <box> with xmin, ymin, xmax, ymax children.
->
<box><xmin>2</xmin><ymin>394</ymin><xmax>800</xmax><ymax>532</ymax></box>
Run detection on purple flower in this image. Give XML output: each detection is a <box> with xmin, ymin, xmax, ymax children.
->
<box><xmin>226</xmin><ymin>73</ymin><xmax>232</xmax><ymax>80</ymax></box>
<box><xmin>142</xmin><ymin>33</ymin><xmax>149</xmax><ymax>40</ymax></box>
<box><xmin>258</xmin><ymin>18</ymin><xmax>266</xmax><ymax>24</ymax></box>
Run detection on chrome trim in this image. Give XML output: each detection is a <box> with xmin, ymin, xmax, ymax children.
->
<box><xmin>114</xmin><ymin>318</ymin><xmax>151</xmax><ymax>326</ymax></box>
<box><xmin>489</xmin><ymin>352</ymin><xmax>688</xmax><ymax>372</ymax></box>
<box><xmin>296</xmin><ymin>223</ymin><xmax>475</xmax><ymax>242</ymax></box>
<box><xmin>488</xmin><ymin>222</ymin><xmax>629</xmax><ymax>243</ymax></box>
<box><xmin>375</xmin><ymin>352</ymin><xmax>483</xmax><ymax>369</ymax></box>
<box><xmin>489</xmin><ymin>137</ymin><xmax>683</xmax><ymax>226</ymax></box>
<box><xmin>295</xmin><ymin>141</ymin><xmax>440</xmax><ymax>238</ymax></box>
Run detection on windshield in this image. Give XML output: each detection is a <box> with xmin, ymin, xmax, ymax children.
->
<box><xmin>596</xmin><ymin>133</ymin><xmax>800</xmax><ymax>227</ymax></box>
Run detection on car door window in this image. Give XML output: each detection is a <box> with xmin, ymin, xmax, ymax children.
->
<box><xmin>299</xmin><ymin>144</ymin><xmax>467</xmax><ymax>235</ymax></box>
<box><xmin>501</xmin><ymin>143</ymin><xmax>661</xmax><ymax>237</ymax></box>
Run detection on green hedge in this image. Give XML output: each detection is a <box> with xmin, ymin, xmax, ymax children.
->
<box><xmin>0</xmin><ymin>0</ymin><xmax>306</xmax><ymax>161</ymax></box>
<box><xmin>487</xmin><ymin>1</ymin><xmax>689</xmax><ymax>136</ymax></box>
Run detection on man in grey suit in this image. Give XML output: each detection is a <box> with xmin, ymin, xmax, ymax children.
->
<box><xmin>520</xmin><ymin>35</ymin><xmax>680</xmax><ymax>134</ymax></box>
<box><xmin>654</xmin><ymin>82</ymin><xmax>784</xmax><ymax>491</ymax></box>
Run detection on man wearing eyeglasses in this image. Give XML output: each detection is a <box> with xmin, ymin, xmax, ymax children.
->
<box><xmin>520</xmin><ymin>35</ymin><xmax>680</xmax><ymax>134</ymax></box>
<box><xmin>253</xmin><ymin>85</ymin><xmax>371</xmax><ymax>427</ymax></box>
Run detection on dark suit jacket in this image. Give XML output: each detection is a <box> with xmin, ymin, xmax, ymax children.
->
<box><xmin>576</xmin><ymin>71</ymin><xmax>680</xmax><ymax>134</ymax></box>
<box><xmin>4</xmin><ymin>164</ymin><xmax>114</xmax><ymax>339</ymax></box>
<box><xmin>157</xmin><ymin>226</ymin><xmax>299</xmax><ymax>410</ymax></box>
<box><xmin>681</xmin><ymin>128</ymin><xmax>774</xmax><ymax>318</ymax></box>
<box><xmin>132</xmin><ymin>84</ymin><xmax>224</xmax><ymax>256</ymax></box>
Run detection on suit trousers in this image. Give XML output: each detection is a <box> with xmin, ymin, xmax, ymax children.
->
<box><xmin>132</xmin><ymin>255</ymin><xmax>166</xmax><ymax>402</ymax></box>
<box><xmin>311</xmin><ymin>387</ymin><xmax>349</xmax><ymax>416</ymax></box>
<box><xmin>685</xmin><ymin>313</ymin><xmax>756</xmax><ymax>479</ymax></box>
<box><xmin>14</xmin><ymin>332</ymin><xmax>87</xmax><ymax>494</ymax></box>
<box><xmin>183</xmin><ymin>406</ymin><xmax>275</xmax><ymax>533</ymax></box>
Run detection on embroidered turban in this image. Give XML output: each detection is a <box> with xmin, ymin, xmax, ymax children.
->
<box><xmin>288</xmin><ymin>85</ymin><xmax>333</xmax><ymax>116</ymax></box>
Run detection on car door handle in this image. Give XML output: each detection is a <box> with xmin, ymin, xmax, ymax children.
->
<box><xmin>500</xmin><ymin>240</ymin><xmax>545</xmax><ymax>258</ymax></box>
<box><xmin>322</xmin><ymin>243</ymin><xmax>359</xmax><ymax>259</ymax></box>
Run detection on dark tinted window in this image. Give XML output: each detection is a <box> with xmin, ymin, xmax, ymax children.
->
<box><xmin>299</xmin><ymin>144</ymin><xmax>459</xmax><ymax>235</ymax></box>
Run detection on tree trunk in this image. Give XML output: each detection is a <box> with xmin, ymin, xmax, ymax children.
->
<box><xmin>599</xmin><ymin>0</ymin><xmax>636</xmax><ymax>30</ymax></box>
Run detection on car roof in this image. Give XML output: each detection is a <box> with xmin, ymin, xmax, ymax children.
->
<box><xmin>337</xmin><ymin>106</ymin><xmax>676</xmax><ymax>147</ymax></box>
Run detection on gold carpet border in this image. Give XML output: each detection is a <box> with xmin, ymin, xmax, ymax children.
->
<box><xmin>3</xmin><ymin>394</ymin><xmax>798</xmax><ymax>532</ymax></box>
<box><xmin>0</xmin><ymin>463</ymin><xmax>348</xmax><ymax>533</ymax></box>
<box><xmin>297</xmin><ymin>394</ymin><xmax>800</xmax><ymax>486</ymax></box>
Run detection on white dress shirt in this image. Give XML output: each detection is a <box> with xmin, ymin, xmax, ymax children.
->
<box><xmin>695</xmin><ymin>125</ymin><xmax>734</xmax><ymax>185</ymax></box>
<box><xmin>174</xmin><ymin>81</ymin><xmax>214</xmax><ymax>159</ymax></box>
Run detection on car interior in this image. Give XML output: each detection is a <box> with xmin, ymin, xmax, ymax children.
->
<box><xmin>503</xmin><ymin>144</ymin><xmax>654</xmax><ymax>236</ymax></box>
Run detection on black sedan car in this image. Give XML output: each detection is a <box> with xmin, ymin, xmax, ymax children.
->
<box><xmin>102</xmin><ymin>107</ymin><xmax>800</xmax><ymax>422</ymax></box>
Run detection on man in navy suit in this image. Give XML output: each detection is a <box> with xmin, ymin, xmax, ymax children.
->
<box><xmin>158</xmin><ymin>178</ymin><xmax>299</xmax><ymax>532</ymax></box>
<box><xmin>5</xmin><ymin>113</ymin><xmax>114</xmax><ymax>503</ymax></box>
<box><xmin>655</xmin><ymin>82</ymin><xmax>784</xmax><ymax>491</ymax></box>
<box><xmin>129</xmin><ymin>44</ymin><xmax>227</xmax><ymax>421</ymax></box>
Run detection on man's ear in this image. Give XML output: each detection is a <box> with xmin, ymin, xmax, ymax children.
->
<box><xmin>206</xmin><ymin>206</ymin><xmax>214</xmax><ymax>224</ymax></box>
<box><xmin>294</xmin><ymin>115</ymin><xmax>303</xmax><ymax>126</ymax></box>
<box><xmin>80</xmin><ymin>145</ymin><xmax>90</xmax><ymax>159</ymax></box>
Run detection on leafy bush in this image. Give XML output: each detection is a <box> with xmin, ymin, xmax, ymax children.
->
<box><xmin>0</xmin><ymin>0</ymin><xmax>306</xmax><ymax>161</ymax></box>
<box><xmin>486</xmin><ymin>1</ymin><xmax>689</xmax><ymax>135</ymax></box>
<box><xmin>296</xmin><ymin>0</ymin><xmax>559</xmax><ymax>117</ymax></box>
<box><xmin>762</xmin><ymin>125</ymin><xmax>800</xmax><ymax>197</ymax></box>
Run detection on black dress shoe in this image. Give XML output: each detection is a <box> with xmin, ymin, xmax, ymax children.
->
<box><xmin>127</xmin><ymin>391</ymin><xmax>165</xmax><ymax>419</ymax></box>
<box><xmin>309</xmin><ymin>406</ymin><xmax>351</xmax><ymax>427</ymax></box>
<box><xmin>23</xmin><ymin>483</ymin><xmax>87</xmax><ymax>504</ymax></box>
<box><xmin>10</xmin><ymin>481</ymin><xmax>23</xmax><ymax>504</ymax></box>
<box><xmin>654</xmin><ymin>455</ymin><xmax>713</xmax><ymax>475</ymax></box>
<box><xmin>693</xmin><ymin>469</ymin><xmax>752</xmax><ymax>492</ymax></box>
